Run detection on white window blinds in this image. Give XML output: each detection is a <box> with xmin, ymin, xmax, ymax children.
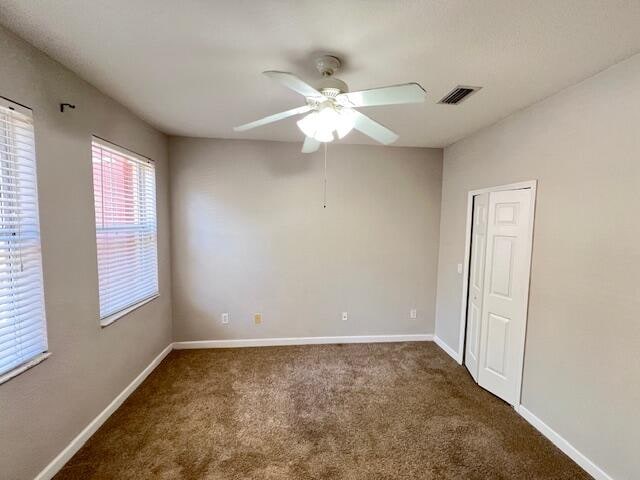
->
<box><xmin>0</xmin><ymin>99</ymin><xmax>48</xmax><ymax>380</ymax></box>
<box><xmin>92</xmin><ymin>138</ymin><xmax>158</xmax><ymax>324</ymax></box>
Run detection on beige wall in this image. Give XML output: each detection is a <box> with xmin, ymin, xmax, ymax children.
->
<box><xmin>0</xmin><ymin>26</ymin><xmax>172</xmax><ymax>480</ymax></box>
<box><xmin>169</xmin><ymin>138</ymin><xmax>442</xmax><ymax>341</ymax></box>
<box><xmin>435</xmin><ymin>53</ymin><xmax>640</xmax><ymax>479</ymax></box>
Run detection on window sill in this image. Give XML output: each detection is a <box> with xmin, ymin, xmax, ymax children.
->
<box><xmin>0</xmin><ymin>352</ymin><xmax>51</xmax><ymax>386</ymax></box>
<box><xmin>100</xmin><ymin>294</ymin><xmax>160</xmax><ymax>328</ymax></box>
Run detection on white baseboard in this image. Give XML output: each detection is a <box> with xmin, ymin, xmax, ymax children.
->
<box><xmin>173</xmin><ymin>334</ymin><xmax>434</xmax><ymax>349</ymax></box>
<box><xmin>35</xmin><ymin>343</ymin><xmax>173</xmax><ymax>480</ymax></box>
<box><xmin>434</xmin><ymin>336</ymin><xmax>462</xmax><ymax>364</ymax></box>
<box><xmin>517</xmin><ymin>405</ymin><xmax>613</xmax><ymax>480</ymax></box>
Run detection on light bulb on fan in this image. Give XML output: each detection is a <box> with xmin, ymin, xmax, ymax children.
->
<box><xmin>296</xmin><ymin>112</ymin><xmax>317</xmax><ymax>138</ymax></box>
<box><xmin>296</xmin><ymin>104</ymin><xmax>356</xmax><ymax>143</ymax></box>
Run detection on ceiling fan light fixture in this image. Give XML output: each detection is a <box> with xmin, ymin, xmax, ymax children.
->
<box><xmin>297</xmin><ymin>110</ymin><xmax>336</xmax><ymax>143</ymax></box>
<box><xmin>315</xmin><ymin>107</ymin><xmax>339</xmax><ymax>142</ymax></box>
<box><xmin>296</xmin><ymin>106</ymin><xmax>356</xmax><ymax>143</ymax></box>
<box><xmin>314</xmin><ymin>128</ymin><xmax>334</xmax><ymax>143</ymax></box>
<box><xmin>296</xmin><ymin>112</ymin><xmax>318</xmax><ymax>138</ymax></box>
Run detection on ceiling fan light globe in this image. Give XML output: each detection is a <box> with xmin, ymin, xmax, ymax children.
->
<box><xmin>315</xmin><ymin>108</ymin><xmax>340</xmax><ymax>142</ymax></box>
<box><xmin>297</xmin><ymin>113</ymin><xmax>318</xmax><ymax>138</ymax></box>
<box><xmin>317</xmin><ymin>107</ymin><xmax>340</xmax><ymax>128</ymax></box>
<box><xmin>314</xmin><ymin>128</ymin><xmax>334</xmax><ymax>143</ymax></box>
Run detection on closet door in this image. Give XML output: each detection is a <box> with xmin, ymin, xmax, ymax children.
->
<box><xmin>464</xmin><ymin>193</ymin><xmax>489</xmax><ymax>381</ymax></box>
<box><xmin>477</xmin><ymin>188</ymin><xmax>533</xmax><ymax>405</ymax></box>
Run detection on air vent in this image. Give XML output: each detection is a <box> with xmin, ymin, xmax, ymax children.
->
<box><xmin>438</xmin><ymin>86</ymin><xmax>481</xmax><ymax>105</ymax></box>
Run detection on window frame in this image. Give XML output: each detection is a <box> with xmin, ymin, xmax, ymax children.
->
<box><xmin>0</xmin><ymin>96</ymin><xmax>49</xmax><ymax>385</ymax></box>
<box><xmin>90</xmin><ymin>136</ymin><xmax>159</xmax><ymax>327</ymax></box>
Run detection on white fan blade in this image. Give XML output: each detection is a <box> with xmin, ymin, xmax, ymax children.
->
<box><xmin>337</xmin><ymin>83</ymin><xmax>426</xmax><ymax>107</ymax></box>
<box><xmin>301</xmin><ymin>137</ymin><xmax>320</xmax><ymax>153</ymax></box>
<box><xmin>352</xmin><ymin>110</ymin><xmax>399</xmax><ymax>145</ymax></box>
<box><xmin>263</xmin><ymin>71</ymin><xmax>325</xmax><ymax>99</ymax></box>
<box><xmin>234</xmin><ymin>105</ymin><xmax>312</xmax><ymax>132</ymax></box>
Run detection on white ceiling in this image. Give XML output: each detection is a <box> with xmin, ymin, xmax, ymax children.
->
<box><xmin>1</xmin><ymin>0</ymin><xmax>639</xmax><ymax>147</ymax></box>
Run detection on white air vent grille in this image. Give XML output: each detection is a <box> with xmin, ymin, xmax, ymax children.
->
<box><xmin>438</xmin><ymin>86</ymin><xmax>481</xmax><ymax>105</ymax></box>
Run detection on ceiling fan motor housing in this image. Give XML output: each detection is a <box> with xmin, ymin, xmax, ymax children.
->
<box><xmin>319</xmin><ymin>78</ymin><xmax>348</xmax><ymax>96</ymax></box>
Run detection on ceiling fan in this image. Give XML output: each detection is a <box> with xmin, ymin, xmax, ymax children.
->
<box><xmin>234</xmin><ymin>55</ymin><xmax>427</xmax><ymax>153</ymax></box>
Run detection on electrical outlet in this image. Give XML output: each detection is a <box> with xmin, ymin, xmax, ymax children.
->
<box><xmin>457</xmin><ymin>263</ymin><xmax>463</xmax><ymax>274</ymax></box>
<box><xmin>254</xmin><ymin>313</ymin><xmax>262</xmax><ymax>325</ymax></box>
<box><xmin>410</xmin><ymin>309</ymin><xmax>417</xmax><ymax>319</ymax></box>
<box><xmin>342</xmin><ymin>312</ymin><xmax>348</xmax><ymax>321</ymax></box>
<box><xmin>221</xmin><ymin>312</ymin><xmax>229</xmax><ymax>324</ymax></box>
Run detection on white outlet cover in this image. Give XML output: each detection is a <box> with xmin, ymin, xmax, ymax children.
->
<box><xmin>410</xmin><ymin>309</ymin><xmax>417</xmax><ymax>319</ymax></box>
<box><xmin>457</xmin><ymin>263</ymin><xmax>463</xmax><ymax>274</ymax></box>
<box><xmin>342</xmin><ymin>312</ymin><xmax>348</xmax><ymax>321</ymax></box>
<box><xmin>221</xmin><ymin>313</ymin><xmax>229</xmax><ymax>324</ymax></box>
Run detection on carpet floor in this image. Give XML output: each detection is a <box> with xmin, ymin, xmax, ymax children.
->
<box><xmin>54</xmin><ymin>342</ymin><xmax>592</xmax><ymax>479</ymax></box>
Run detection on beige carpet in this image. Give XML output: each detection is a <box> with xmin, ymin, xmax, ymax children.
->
<box><xmin>54</xmin><ymin>342</ymin><xmax>591</xmax><ymax>479</ymax></box>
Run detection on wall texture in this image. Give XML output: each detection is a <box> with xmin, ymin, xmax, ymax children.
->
<box><xmin>169</xmin><ymin>138</ymin><xmax>442</xmax><ymax>341</ymax></box>
<box><xmin>0</xmin><ymin>26</ymin><xmax>172</xmax><ymax>480</ymax></box>
<box><xmin>435</xmin><ymin>53</ymin><xmax>640</xmax><ymax>479</ymax></box>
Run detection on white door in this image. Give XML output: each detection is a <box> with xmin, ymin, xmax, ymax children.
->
<box><xmin>477</xmin><ymin>188</ymin><xmax>533</xmax><ymax>405</ymax></box>
<box><xmin>464</xmin><ymin>193</ymin><xmax>489</xmax><ymax>381</ymax></box>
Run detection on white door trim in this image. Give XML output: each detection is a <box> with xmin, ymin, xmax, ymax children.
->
<box><xmin>457</xmin><ymin>180</ymin><xmax>537</xmax><ymax>407</ymax></box>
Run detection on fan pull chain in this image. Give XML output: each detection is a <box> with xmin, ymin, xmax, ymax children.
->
<box><xmin>323</xmin><ymin>142</ymin><xmax>328</xmax><ymax>208</ymax></box>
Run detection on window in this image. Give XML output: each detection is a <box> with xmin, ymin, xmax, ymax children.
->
<box><xmin>92</xmin><ymin>138</ymin><xmax>158</xmax><ymax>325</ymax></box>
<box><xmin>0</xmin><ymin>99</ymin><xmax>48</xmax><ymax>382</ymax></box>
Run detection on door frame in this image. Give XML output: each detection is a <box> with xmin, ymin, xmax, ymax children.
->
<box><xmin>457</xmin><ymin>180</ymin><xmax>537</xmax><ymax>407</ymax></box>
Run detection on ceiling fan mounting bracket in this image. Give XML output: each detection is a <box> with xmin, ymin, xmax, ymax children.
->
<box><xmin>315</xmin><ymin>55</ymin><xmax>341</xmax><ymax>77</ymax></box>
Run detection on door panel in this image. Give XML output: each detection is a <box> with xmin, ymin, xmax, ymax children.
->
<box><xmin>495</xmin><ymin>202</ymin><xmax>519</xmax><ymax>225</ymax></box>
<box><xmin>489</xmin><ymin>236</ymin><xmax>515</xmax><ymax>298</ymax></box>
<box><xmin>464</xmin><ymin>193</ymin><xmax>489</xmax><ymax>381</ymax></box>
<box><xmin>477</xmin><ymin>188</ymin><xmax>533</xmax><ymax>405</ymax></box>
<box><xmin>485</xmin><ymin>312</ymin><xmax>510</xmax><ymax>377</ymax></box>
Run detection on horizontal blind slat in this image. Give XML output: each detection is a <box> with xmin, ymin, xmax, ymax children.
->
<box><xmin>99</xmin><ymin>272</ymin><xmax>159</xmax><ymax>298</ymax></box>
<box><xmin>0</xmin><ymin>323</ymin><xmax>45</xmax><ymax>349</ymax></box>
<box><xmin>0</xmin><ymin>307</ymin><xmax>44</xmax><ymax>326</ymax></box>
<box><xmin>0</xmin><ymin>341</ymin><xmax>46</xmax><ymax>368</ymax></box>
